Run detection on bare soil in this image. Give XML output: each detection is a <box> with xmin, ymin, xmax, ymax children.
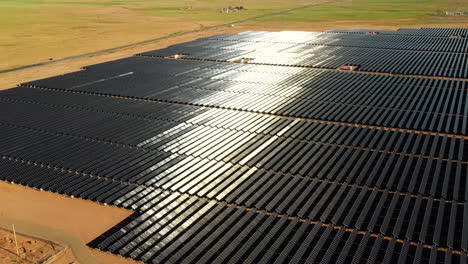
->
<box><xmin>0</xmin><ymin>228</ymin><xmax>64</xmax><ymax>264</ymax></box>
<box><xmin>0</xmin><ymin>181</ymin><xmax>138</xmax><ymax>264</ymax></box>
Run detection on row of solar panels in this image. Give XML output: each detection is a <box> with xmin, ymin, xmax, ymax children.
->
<box><xmin>203</xmin><ymin>31</ymin><xmax>468</xmax><ymax>53</ymax></box>
<box><xmin>1</xmin><ymin>87</ymin><xmax>464</xmax><ymax>161</ymax></box>
<box><xmin>0</xmin><ymin>104</ymin><xmax>464</xmax><ymax>205</ymax></box>
<box><xmin>328</xmin><ymin>27</ymin><xmax>468</xmax><ymax>37</ymax></box>
<box><xmin>92</xmin><ymin>193</ymin><xmax>467</xmax><ymax>264</ymax></box>
<box><xmin>28</xmin><ymin>57</ymin><xmax>468</xmax><ymax>108</ymax></box>
<box><xmin>0</xmin><ymin>88</ymin><xmax>468</xmax><ymax>160</ymax></box>
<box><xmin>0</xmin><ymin>157</ymin><xmax>135</xmax><ymax>204</ymax></box>
<box><xmin>138</xmin><ymin>43</ymin><xmax>468</xmax><ymax>78</ymax></box>
<box><xmin>0</xmin><ymin>155</ymin><xmax>466</xmax><ymax>264</ymax></box>
<box><xmin>23</xmin><ymin>58</ymin><xmax>468</xmax><ymax>135</ymax></box>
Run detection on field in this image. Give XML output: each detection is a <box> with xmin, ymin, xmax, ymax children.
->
<box><xmin>0</xmin><ymin>0</ymin><xmax>317</xmax><ymax>71</ymax></box>
<box><xmin>259</xmin><ymin>0</ymin><xmax>468</xmax><ymax>24</ymax></box>
<box><xmin>1</xmin><ymin>0</ymin><xmax>467</xmax><ymax>71</ymax></box>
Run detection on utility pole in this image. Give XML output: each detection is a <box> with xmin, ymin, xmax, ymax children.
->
<box><xmin>12</xmin><ymin>224</ymin><xmax>19</xmax><ymax>257</ymax></box>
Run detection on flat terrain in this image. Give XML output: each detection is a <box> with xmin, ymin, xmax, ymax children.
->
<box><xmin>0</xmin><ymin>228</ymin><xmax>64</xmax><ymax>264</ymax></box>
<box><xmin>0</xmin><ymin>181</ymin><xmax>138</xmax><ymax>264</ymax></box>
<box><xmin>0</xmin><ymin>0</ymin><xmax>320</xmax><ymax>71</ymax></box>
<box><xmin>258</xmin><ymin>0</ymin><xmax>468</xmax><ymax>26</ymax></box>
<box><xmin>1</xmin><ymin>0</ymin><xmax>467</xmax><ymax>72</ymax></box>
<box><xmin>1</xmin><ymin>1</ymin><xmax>467</xmax><ymax>263</ymax></box>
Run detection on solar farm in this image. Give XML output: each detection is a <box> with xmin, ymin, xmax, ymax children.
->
<box><xmin>1</xmin><ymin>27</ymin><xmax>467</xmax><ymax>263</ymax></box>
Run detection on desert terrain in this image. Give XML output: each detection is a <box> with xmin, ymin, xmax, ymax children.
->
<box><xmin>0</xmin><ymin>181</ymin><xmax>138</xmax><ymax>264</ymax></box>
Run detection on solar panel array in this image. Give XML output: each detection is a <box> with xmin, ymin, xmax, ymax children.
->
<box><xmin>328</xmin><ymin>28</ymin><xmax>468</xmax><ymax>37</ymax></box>
<box><xmin>137</xmin><ymin>31</ymin><xmax>468</xmax><ymax>78</ymax></box>
<box><xmin>1</xmin><ymin>28</ymin><xmax>467</xmax><ymax>264</ymax></box>
<box><xmin>207</xmin><ymin>31</ymin><xmax>468</xmax><ymax>53</ymax></box>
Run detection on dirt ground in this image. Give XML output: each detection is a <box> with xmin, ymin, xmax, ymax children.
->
<box><xmin>0</xmin><ymin>181</ymin><xmax>139</xmax><ymax>264</ymax></box>
<box><xmin>0</xmin><ymin>228</ymin><xmax>65</xmax><ymax>264</ymax></box>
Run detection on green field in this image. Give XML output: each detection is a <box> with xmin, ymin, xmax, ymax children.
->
<box><xmin>1</xmin><ymin>0</ymin><xmax>467</xmax><ymax>71</ymax></box>
<box><xmin>259</xmin><ymin>0</ymin><xmax>467</xmax><ymax>25</ymax></box>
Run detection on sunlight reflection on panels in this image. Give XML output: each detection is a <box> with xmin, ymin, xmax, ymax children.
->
<box><xmin>131</xmin><ymin>64</ymin><xmax>314</xmax><ymax>199</ymax></box>
<box><xmin>133</xmin><ymin>65</ymin><xmax>324</xmax><ymax>201</ymax></box>
<box><xmin>238</xmin><ymin>121</ymin><xmax>298</xmax><ymax>166</ymax></box>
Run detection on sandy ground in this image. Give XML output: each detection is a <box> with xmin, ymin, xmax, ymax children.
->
<box><xmin>0</xmin><ymin>181</ymin><xmax>139</xmax><ymax>264</ymax></box>
<box><xmin>0</xmin><ymin>228</ymin><xmax>64</xmax><ymax>264</ymax></box>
